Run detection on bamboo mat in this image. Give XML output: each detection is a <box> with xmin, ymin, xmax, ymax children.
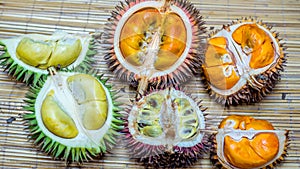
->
<box><xmin>0</xmin><ymin>0</ymin><xmax>299</xmax><ymax>168</ymax></box>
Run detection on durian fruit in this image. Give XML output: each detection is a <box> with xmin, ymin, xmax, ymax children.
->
<box><xmin>123</xmin><ymin>87</ymin><xmax>208</xmax><ymax>168</ymax></box>
<box><xmin>102</xmin><ymin>0</ymin><xmax>205</xmax><ymax>92</ymax></box>
<box><xmin>201</xmin><ymin>18</ymin><xmax>286</xmax><ymax>105</ymax></box>
<box><xmin>0</xmin><ymin>31</ymin><xmax>96</xmax><ymax>85</ymax></box>
<box><xmin>211</xmin><ymin>115</ymin><xmax>289</xmax><ymax>169</ymax></box>
<box><xmin>23</xmin><ymin>70</ymin><xmax>123</xmax><ymax>162</ymax></box>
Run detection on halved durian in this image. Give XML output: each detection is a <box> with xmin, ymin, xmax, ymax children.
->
<box><xmin>102</xmin><ymin>0</ymin><xmax>205</xmax><ymax>91</ymax></box>
<box><xmin>23</xmin><ymin>71</ymin><xmax>123</xmax><ymax>162</ymax></box>
<box><xmin>0</xmin><ymin>31</ymin><xmax>96</xmax><ymax>85</ymax></box>
<box><xmin>211</xmin><ymin>115</ymin><xmax>289</xmax><ymax>169</ymax></box>
<box><xmin>201</xmin><ymin>18</ymin><xmax>286</xmax><ymax>105</ymax></box>
<box><xmin>123</xmin><ymin>88</ymin><xmax>208</xmax><ymax>168</ymax></box>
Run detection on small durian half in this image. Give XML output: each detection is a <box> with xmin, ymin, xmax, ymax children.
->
<box><xmin>23</xmin><ymin>71</ymin><xmax>123</xmax><ymax>162</ymax></box>
<box><xmin>102</xmin><ymin>0</ymin><xmax>205</xmax><ymax>91</ymax></box>
<box><xmin>211</xmin><ymin>115</ymin><xmax>289</xmax><ymax>169</ymax></box>
<box><xmin>123</xmin><ymin>87</ymin><xmax>208</xmax><ymax>168</ymax></box>
<box><xmin>201</xmin><ymin>17</ymin><xmax>286</xmax><ymax>105</ymax></box>
<box><xmin>0</xmin><ymin>31</ymin><xmax>96</xmax><ymax>85</ymax></box>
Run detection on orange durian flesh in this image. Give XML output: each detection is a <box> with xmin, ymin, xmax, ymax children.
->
<box><xmin>219</xmin><ymin>115</ymin><xmax>279</xmax><ymax>168</ymax></box>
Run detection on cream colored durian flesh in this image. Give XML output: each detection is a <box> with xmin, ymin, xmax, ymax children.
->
<box><xmin>24</xmin><ymin>72</ymin><xmax>122</xmax><ymax>162</ymax></box>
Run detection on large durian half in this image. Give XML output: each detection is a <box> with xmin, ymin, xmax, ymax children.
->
<box><xmin>123</xmin><ymin>87</ymin><xmax>208</xmax><ymax>168</ymax></box>
<box><xmin>0</xmin><ymin>31</ymin><xmax>96</xmax><ymax>85</ymax></box>
<box><xmin>103</xmin><ymin>0</ymin><xmax>205</xmax><ymax>88</ymax></box>
<box><xmin>211</xmin><ymin>115</ymin><xmax>289</xmax><ymax>169</ymax></box>
<box><xmin>201</xmin><ymin>18</ymin><xmax>286</xmax><ymax>105</ymax></box>
<box><xmin>23</xmin><ymin>71</ymin><xmax>123</xmax><ymax>162</ymax></box>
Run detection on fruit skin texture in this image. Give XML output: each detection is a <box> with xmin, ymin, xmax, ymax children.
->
<box><xmin>201</xmin><ymin>17</ymin><xmax>286</xmax><ymax>106</ymax></box>
<box><xmin>23</xmin><ymin>72</ymin><xmax>123</xmax><ymax>163</ymax></box>
<box><xmin>210</xmin><ymin>115</ymin><xmax>289</xmax><ymax>169</ymax></box>
<box><xmin>102</xmin><ymin>0</ymin><xmax>206</xmax><ymax>88</ymax></box>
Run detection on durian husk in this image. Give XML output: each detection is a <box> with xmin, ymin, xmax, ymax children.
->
<box><xmin>201</xmin><ymin>17</ymin><xmax>286</xmax><ymax>106</ymax></box>
<box><xmin>102</xmin><ymin>0</ymin><xmax>206</xmax><ymax>88</ymax></box>
<box><xmin>0</xmin><ymin>34</ymin><xmax>96</xmax><ymax>86</ymax></box>
<box><xmin>122</xmin><ymin>87</ymin><xmax>209</xmax><ymax>168</ymax></box>
<box><xmin>23</xmin><ymin>70</ymin><xmax>124</xmax><ymax>163</ymax></box>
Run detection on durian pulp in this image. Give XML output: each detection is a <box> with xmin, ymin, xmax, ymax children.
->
<box><xmin>114</xmin><ymin>1</ymin><xmax>193</xmax><ymax>79</ymax></box>
<box><xmin>203</xmin><ymin>22</ymin><xmax>281</xmax><ymax>96</ymax></box>
<box><xmin>216</xmin><ymin>129</ymin><xmax>287</xmax><ymax>169</ymax></box>
<box><xmin>0</xmin><ymin>31</ymin><xmax>91</xmax><ymax>74</ymax></box>
<box><xmin>35</xmin><ymin>72</ymin><xmax>113</xmax><ymax>148</ymax></box>
<box><xmin>128</xmin><ymin>88</ymin><xmax>205</xmax><ymax>148</ymax></box>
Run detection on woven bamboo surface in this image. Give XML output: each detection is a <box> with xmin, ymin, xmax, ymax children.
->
<box><xmin>0</xmin><ymin>0</ymin><xmax>299</xmax><ymax>168</ymax></box>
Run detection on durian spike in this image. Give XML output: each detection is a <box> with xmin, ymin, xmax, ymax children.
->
<box><xmin>47</xmin><ymin>67</ymin><xmax>102</xmax><ymax>149</ymax></box>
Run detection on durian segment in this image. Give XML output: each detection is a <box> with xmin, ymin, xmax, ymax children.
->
<box><xmin>215</xmin><ymin>115</ymin><xmax>288</xmax><ymax>169</ymax></box>
<box><xmin>0</xmin><ymin>31</ymin><xmax>94</xmax><ymax>85</ymax></box>
<box><xmin>23</xmin><ymin>71</ymin><xmax>122</xmax><ymax>162</ymax></box>
<box><xmin>137</xmin><ymin>93</ymin><xmax>164</xmax><ymax>138</ymax></box>
<box><xmin>119</xmin><ymin>7</ymin><xmax>186</xmax><ymax>71</ymax></box>
<box><xmin>232</xmin><ymin>24</ymin><xmax>275</xmax><ymax>69</ymax></box>
<box><xmin>16</xmin><ymin>37</ymin><xmax>53</xmax><ymax>67</ymax></box>
<box><xmin>174</xmin><ymin>98</ymin><xmax>198</xmax><ymax>139</ymax></box>
<box><xmin>41</xmin><ymin>90</ymin><xmax>78</xmax><ymax>139</ymax></box>
<box><xmin>67</xmin><ymin>74</ymin><xmax>108</xmax><ymax>130</ymax></box>
<box><xmin>67</xmin><ymin>73</ymin><xmax>107</xmax><ymax>103</ymax></box>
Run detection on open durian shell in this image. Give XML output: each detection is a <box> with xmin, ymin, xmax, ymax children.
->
<box><xmin>210</xmin><ymin>115</ymin><xmax>289</xmax><ymax>169</ymax></box>
<box><xmin>102</xmin><ymin>0</ymin><xmax>205</xmax><ymax>89</ymax></box>
<box><xmin>122</xmin><ymin>87</ymin><xmax>209</xmax><ymax>168</ymax></box>
<box><xmin>0</xmin><ymin>31</ymin><xmax>96</xmax><ymax>85</ymax></box>
<box><xmin>23</xmin><ymin>70</ymin><xmax>123</xmax><ymax>163</ymax></box>
<box><xmin>201</xmin><ymin>17</ymin><xmax>286</xmax><ymax>106</ymax></box>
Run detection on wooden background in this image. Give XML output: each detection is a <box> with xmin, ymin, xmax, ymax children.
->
<box><xmin>0</xmin><ymin>0</ymin><xmax>299</xmax><ymax>168</ymax></box>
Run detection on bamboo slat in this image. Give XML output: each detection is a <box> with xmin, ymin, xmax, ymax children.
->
<box><xmin>0</xmin><ymin>0</ymin><xmax>300</xmax><ymax>168</ymax></box>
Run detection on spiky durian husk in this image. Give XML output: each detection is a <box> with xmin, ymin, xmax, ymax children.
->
<box><xmin>122</xmin><ymin>88</ymin><xmax>209</xmax><ymax>168</ymax></box>
<box><xmin>102</xmin><ymin>0</ymin><xmax>206</xmax><ymax>88</ymax></box>
<box><xmin>0</xmin><ymin>35</ymin><xmax>96</xmax><ymax>86</ymax></box>
<box><xmin>210</xmin><ymin>131</ymin><xmax>290</xmax><ymax>169</ymax></box>
<box><xmin>23</xmin><ymin>71</ymin><xmax>123</xmax><ymax>163</ymax></box>
<box><xmin>201</xmin><ymin>17</ymin><xmax>286</xmax><ymax>106</ymax></box>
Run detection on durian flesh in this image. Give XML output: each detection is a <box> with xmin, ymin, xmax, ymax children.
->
<box><xmin>202</xmin><ymin>19</ymin><xmax>284</xmax><ymax>100</ymax></box>
<box><xmin>128</xmin><ymin>88</ymin><xmax>206</xmax><ymax>152</ymax></box>
<box><xmin>215</xmin><ymin>115</ymin><xmax>288</xmax><ymax>169</ymax></box>
<box><xmin>36</xmin><ymin>72</ymin><xmax>111</xmax><ymax>147</ymax></box>
<box><xmin>24</xmin><ymin>72</ymin><xmax>122</xmax><ymax>161</ymax></box>
<box><xmin>0</xmin><ymin>31</ymin><xmax>94</xmax><ymax>84</ymax></box>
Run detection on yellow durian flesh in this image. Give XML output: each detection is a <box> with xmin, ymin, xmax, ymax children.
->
<box><xmin>41</xmin><ymin>90</ymin><xmax>78</xmax><ymax>139</ymax></box>
<box><xmin>16</xmin><ymin>36</ymin><xmax>82</xmax><ymax>69</ymax></box>
<box><xmin>67</xmin><ymin>74</ymin><xmax>108</xmax><ymax>130</ymax></box>
<box><xmin>16</xmin><ymin>37</ymin><xmax>53</xmax><ymax>67</ymax></box>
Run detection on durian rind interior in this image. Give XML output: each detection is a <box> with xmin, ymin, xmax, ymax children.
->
<box><xmin>216</xmin><ymin>115</ymin><xmax>288</xmax><ymax>169</ymax></box>
<box><xmin>203</xmin><ymin>21</ymin><xmax>282</xmax><ymax>96</ymax></box>
<box><xmin>113</xmin><ymin>1</ymin><xmax>193</xmax><ymax>79</ymax></box>
<box><xmin>128</xmin><ymin>88</ymin><xmax>205</xmax><ymax>148</ymax></box>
